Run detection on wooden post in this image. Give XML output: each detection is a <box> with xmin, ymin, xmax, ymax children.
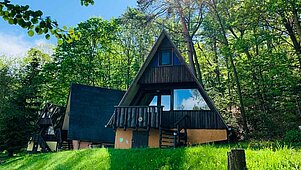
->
<box><xmin>228</xmin><ymin>149</ymin><xmax>247</xmax><ymax>170</ymax></box>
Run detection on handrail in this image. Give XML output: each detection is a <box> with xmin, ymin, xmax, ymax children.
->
<box><xmin>174</xmin><ymin>114</ymin><xmax>188</xmax><ymax>147</ymax></box>
<box><xmin>174</xmin><ymin>114</ymin><xmax>188</xmax><ymax>127</ymax></box>
<box><xmin>112</xmin><ymin>106</ymin><xmax>164</xmax><ymax>130</ymax></box>
<box><xmin>114</xmin><ymin>106</ymin><xmax>164</xmax><ymax>108</ymax></box>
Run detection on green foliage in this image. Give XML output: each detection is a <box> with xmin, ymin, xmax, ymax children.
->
<box><xmin>41</xmin><ymin>18</ymin><xmax>122</xmax><ymax>104</ymax></box>
<box><xmin>1</xmin><ymin>145</ymin><xmax>301</xmax><ymax>169</ymax></box>
<box><xmin>284</xmin><ymin>130</ymin><xmax>301</xmax><ymax>144</ymax></box>
<box><xmin>0</xmin><ymin>50</ymin><xmax>46</xmax><ymax>156</ymax></box>
<box><xmin>0</xmin><ymin>0</ymin><xmax>88</xmax><ymax>43</ymax></box>
<box><xmin>1</xmin><ymin>0</ymin><xmax>301</xmax><ymax>145</ymax></box>
<box><xmin>190</xmin><ymin>0</ymin><xmax>301</xmax><ymax>139</ymax></box>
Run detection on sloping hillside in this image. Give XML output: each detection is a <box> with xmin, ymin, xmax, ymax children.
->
<box><xmin>1</xmin><ymin>145</ymin><xmax>300</xmax><ymax>170</ymax></box>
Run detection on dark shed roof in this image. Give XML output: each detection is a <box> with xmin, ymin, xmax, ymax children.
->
<box><xmin>68</xmin><ymin>84</ymin><xmax>125</xmax><ymax>143</ymax></box>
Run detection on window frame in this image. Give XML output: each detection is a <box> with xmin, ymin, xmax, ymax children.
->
<box><xmin>158</xmin><ymin>48</ymin><xmax>173</xmax><ymax>66</ymax></box>
<box><xmin>173</xmin><ymin>88</ymin><xmax>210</xmax><ymax>111</ymax></box>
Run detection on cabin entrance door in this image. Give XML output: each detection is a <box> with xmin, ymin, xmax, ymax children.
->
<box><xmin>132</xmin><ymin>131</ymin><xmax>149</xmax><ymax>148</ymax></box>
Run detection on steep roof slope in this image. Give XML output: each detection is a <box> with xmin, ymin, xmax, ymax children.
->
<box><xmin>107</xmin><ymin>30</ymin><xmax>227</xmax><ymax>129</ymax></box>
<box><xmin>67</xmin><ymin>84</ymin><xmax>125</xmax><ymax>143</ymax></box>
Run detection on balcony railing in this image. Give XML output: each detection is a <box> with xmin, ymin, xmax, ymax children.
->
<box><xmin>107</xmin><ymin>106</ymin><xmax>227</xmax><ymax>130</ymax></box>
<box><xmin>161</xmin><ymin>110</ymin><xmax>226</xmax><ymax>129</ymax></box>
<box><xmin>109</xmin><ymin>106</ymin><xmax>163</xmax><ymax>130</ymax></box>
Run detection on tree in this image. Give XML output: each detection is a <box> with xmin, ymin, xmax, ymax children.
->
<box><xmin>119</xmin><ymin>8</ymin><xmax>160</xmax><ymax>88</ymax></box>
<box><xmin>42</xmin><ymin>18</ymin><xmax>121</xmax><ymax>105</ymax></box>
<box><xmin>0</xmin><ymin>0</ymin><xmax>95</xmax><ymax>43</ymax></box>
<box><xmin>0</xmin><ymin>51</ymin><xmax>44</xmax><ymax>156</ymax></box>
<box><xmin>137</xmin><ymin>0</ymin><xmax>205</xmax><ymax>85</ymax></box>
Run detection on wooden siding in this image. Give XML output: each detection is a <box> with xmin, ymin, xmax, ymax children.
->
<box><xmin>139</xmin><ymin>65</ymin><xmax>195</xmax><ymax>84</ymax></box>
<box><xmin>187</xmin><ymin>129</ymin><xmax>227</xmax><ymax>145</ymax></box>
<box><xmin>161</xmin><ymin>110</ymin><xmax>227</xmax><ymax>129</ymax></box>
<box><xmin>109</xmin><ymin>106</ymin><xmax>226</xmax><ymax>130</ymax></box>
<box><xmin>112</xmin><ymin>106</ymin><xmax>163</xmax><ymax>129</ymax></box>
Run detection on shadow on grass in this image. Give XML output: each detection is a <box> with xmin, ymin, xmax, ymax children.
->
<box><xmin>0</xmin><ymin>156</ymin><xmax>24</xmax><ymax>166</ymax></box>
<box><xmin>1</xmin><ymin>144</ymin><xmax>232</xmax><ymax>169</ymax></box>
<box><xmin>108</xmin><ymin>147</ymin><xmax>186</xmax><ymax>170</ymax></box>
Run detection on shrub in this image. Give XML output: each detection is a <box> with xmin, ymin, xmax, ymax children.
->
<box><xmin>284</xmin><ymin>130</ymin><xmax>301</xmax><ymax>144</ymax></box>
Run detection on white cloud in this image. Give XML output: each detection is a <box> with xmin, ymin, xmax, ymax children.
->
<box><xmin>0</xmin><ymin>32</ymin><xmax>30</xmax><ymax>57</ymax></box>
<box><xmin>181</xmin><ymin>97</ymin><xmax>210</xmax><ymax>110</ymax></box>
<box><xmin>0</xmin><ymin>32</ymin><xmax>54</xmax><ymax>58</ymax></box>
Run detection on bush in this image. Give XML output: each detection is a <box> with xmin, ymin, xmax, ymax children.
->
<box><xmin>284</xmin><ymin>130</ymin><xmax>301</xmax><ymax>144</ymax></box>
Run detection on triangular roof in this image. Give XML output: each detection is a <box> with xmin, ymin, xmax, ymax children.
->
<box><xmin>117</xmin><ymin>30</ymin><xmax>227</xmax><ymax>128</ymax></box>
<box><xmin>64</xmin><ymin>84</ymin><xmax>125</xmax><ymax>143</ymax></box>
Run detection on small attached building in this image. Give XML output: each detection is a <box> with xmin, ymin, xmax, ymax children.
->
<box><xmin>62</xmin><ymin>84</ymin><xmax>125</xmax><ymax>149</ymax></box>
<box><xmin>27</xmin><ymin>103</ymin><xmax>66</xmax><ymax>153</ymax></box>
<box><xmin>106</xmin><ymin>30</ymin><xmax>228</xmax><ymax>149</ymax></box>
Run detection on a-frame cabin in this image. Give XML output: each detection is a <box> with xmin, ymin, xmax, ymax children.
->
<box><xmin>27</xmin><ymin>103</ymin><xmax>66</xmax><ymax>153</ymax></box>
<box><xmin>106</xmin><ymin>30</ymin><xmax>228</xmax><ymax>149</ymax></box>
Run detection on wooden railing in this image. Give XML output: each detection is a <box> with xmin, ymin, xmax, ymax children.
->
<box><xmin>112</xmin><ymin>106</ymin><xmax>163</xmax><ymax>130</ymax></box>
<box><xmin>109</xmin><ymin>108</ymin><xmax>226</xmax><ymax>130</ymax></box>
<box><xmin>161</xmin><ymin>110</ymin><xmax>226</xmax><ymax>129</ymax></box>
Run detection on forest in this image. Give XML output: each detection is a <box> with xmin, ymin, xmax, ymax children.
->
<box><xmin>0</xmin><ymin>0</ymin><xmax>301</xmax><ymax>155</ymax></box>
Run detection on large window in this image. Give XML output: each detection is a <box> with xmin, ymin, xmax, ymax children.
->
<box><xmin>174</xmin><ymin>89</ymin><xmax>210</xmax><ymax>110</ymax></box>
<box><xmin>159</xmin><ymin>49</ymin><xmax>172</xmax><ymax>66</ymax></box>
<box><xmin>161</xmin><ymin>95</ymin><xmax>170</xmax><ymax>111</ymax></box>
<box><xmin>149</xmin><ymin>95</ymin><xmax>170</xmax><ymax>111</ymax></box>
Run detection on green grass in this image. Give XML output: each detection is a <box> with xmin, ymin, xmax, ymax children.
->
<box><xmin>1</xmin><ymin>144</ymin><xmax>301</xmax><ymax>170</ymax></box>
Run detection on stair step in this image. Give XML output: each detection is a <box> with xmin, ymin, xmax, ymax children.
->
<box><xmin>161</xmin><ymin>132</ymin><xmax>175</xmax><ymax>135</ymax></box>
<box><xmin>161</xmin><ymin>127</ymin><xmax>175</xmax><ymax>130</ymax></box>
<box><xmin>160</xmin><ymin>126</ymin><xmax>187</xmax><ymax>149</ymax></box>
<box><xmin>60</xmin><ymin>141</ymin><xmax>73</xmax><ymax>150</ymax></box>
<box><xmin>161</xmin><ymin>140</ymin><xmax>174</xmax><ymax>143</ymax></box>
<box><xmin>161</xmin><ymin>136</ymin><xmax>174</xmax><ymax>139</ymax></box>
<box><xmin>161</xmin><ymin>130</ymin><xmax>175</xmax><ymax>133</ymax></box>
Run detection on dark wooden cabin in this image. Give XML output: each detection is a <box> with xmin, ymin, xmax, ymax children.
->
<box><xmin>106</xmin><ymin>30</ymin><xmax>228</xmax><ymax>148</ymax></box>
<box><xmin>62</xmin><ymin>84</ymin><xmax>125</xmax><ymax>149</ymax></box>
<box><xmin>27</xmin><ymin>103</ymin><xmax>66</xmax><ymax>153</ymax></box>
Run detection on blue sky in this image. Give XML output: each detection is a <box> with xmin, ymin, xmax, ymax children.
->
<box><xmin>0</xmin><ymin>0</ymin><xmax>137</xmax><ymax>57</ymax></box>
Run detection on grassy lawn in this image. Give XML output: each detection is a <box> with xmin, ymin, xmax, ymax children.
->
<box><xmin>0</xmin><ymin>144</ymin><xmax>300</xmax><ymax>170</ymax></box>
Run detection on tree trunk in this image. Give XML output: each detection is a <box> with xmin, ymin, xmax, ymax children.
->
<box><xmin>281</xmin><ymin>14</ymin><xmax>301</xmax><ymax>68</ymax></box>
<box><xmin>213</xmin><ymin>37</ymin><xmax>222</xmax><ymax>92</ymax></box>
<box><xmin>292</xmin><ymin>4</ymin><xmax>301</xmax><ymax>42</ymax></box>
<box><xmin>229</xmin><ymin>53</ymin><xmax>249</xmax><ymax>135</ymax></box>
<box><xmin>7</xmin><ymin>150</ymin><xmax>13</xmax><ymax>157</ymax></box>
<box><xmin>191</xmin><ymin>41</ymin><xmax>204</xmax><ymax>87</ymax></box>
<box><xmin>125</xmin><ymin>38</ymin><xmax>131</xmax><ymax>89</ymax></box>
<box><xmin>210</xmin><ymin>0</ymin><xmax>249</xmax><ymax>135</ymax></box>
<box><xmin>175</xmin><ymin>0</ymin><xmax>197</xmax><ymax>76</ymax></box>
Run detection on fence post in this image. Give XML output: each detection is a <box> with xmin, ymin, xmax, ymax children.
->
<box><xmin>228</xmin><ymin>149</ymin><xmax>247</xmax><ymax>170</ymax></box>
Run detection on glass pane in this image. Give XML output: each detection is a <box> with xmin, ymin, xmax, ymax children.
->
<box><xmin>174</xmin><ymin>89</ymin><xmax>210</xmax><ymax>110</ymax></box>
<box><xmin>161</xmin><ymin>95</ymin><xmax>170</xmax><ymax>111</ymax></box>
<box><xmin>161</xmin><ymin>50</ymin><xmax>171</xmax><ymax>65</ymax></box>
<box><xmin>149</xmin><ymin>96</ymin><xmax>158</xmax><ymax>106</ymax></box>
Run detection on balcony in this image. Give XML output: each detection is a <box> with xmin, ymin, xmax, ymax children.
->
<box><xmin>107</xmin><ymin>106</ymin><xmax>226</xmax><ymax>130</ymax></box>
<box><xmin>107</xmin><ymin>106</ymin><xmax>163</xmax><ymax>130</ymax></box>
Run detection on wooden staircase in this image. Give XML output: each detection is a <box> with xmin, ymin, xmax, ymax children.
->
<box><xmin>60</xmin><ymin>140</ymin><xmax>73</xmax><ymax>150</ymax></box>
<box><xmin>160</xmin><ymin>128</ymin><xmax>187</xmax><ymax>148</ymax></box>
<box><xmin>159</xmin><ymin>115</ymin><xmax>188</xmax><ymax>148</ymax></box>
